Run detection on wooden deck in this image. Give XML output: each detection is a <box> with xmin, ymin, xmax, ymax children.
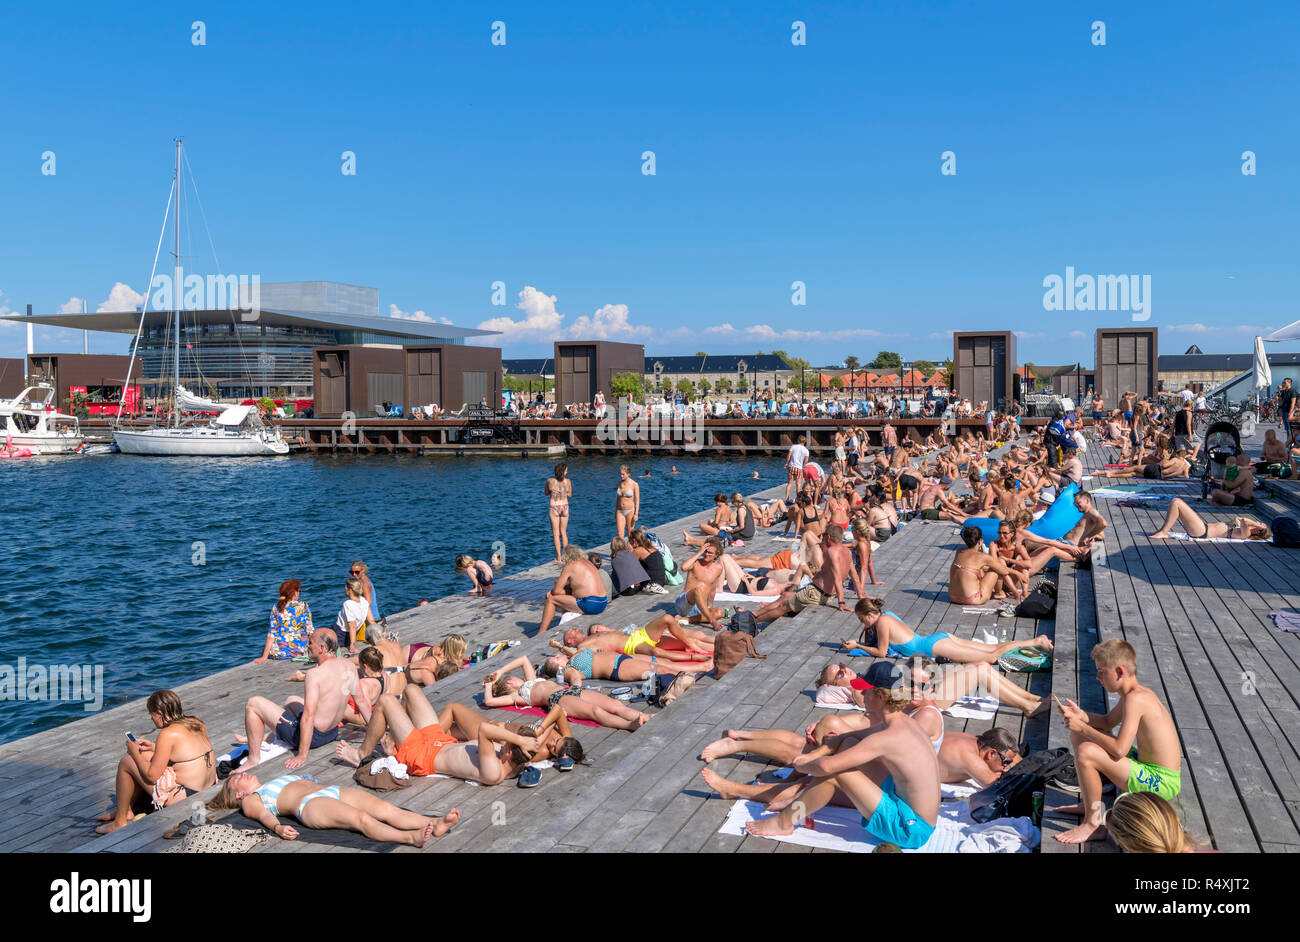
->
<box><xmin>1042</xmin><ymin>431</ymin><xmax>1300</xmax><ymax>852</ymax></box>
<box><xmin>5</xmin><ymin>427</ymin><xmax>1296</xmax><ymax>854</ymax></box>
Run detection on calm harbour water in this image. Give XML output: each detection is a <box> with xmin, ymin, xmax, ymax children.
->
<box><xmin>0</xmin><ymin>452</ymin><xmax>782</xmax><ymax>744</ymax></box>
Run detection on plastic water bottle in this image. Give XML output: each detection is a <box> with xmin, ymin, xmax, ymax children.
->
<box><xmin>643</xmin><ymin>672</ymin><xmax>658</xmax><ymax>703</ymax></box>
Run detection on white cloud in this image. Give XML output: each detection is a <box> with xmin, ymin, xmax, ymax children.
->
<box><xmin>389</xmin><ymin>303</ymin><xmax>453</xmax><ymax>325</ymax></box>
<box><xmin>1067</xmin><ymin>329</ymin><xmax>1087</xmax><ymax>339</ymax></box>
<box><xmin>1164</xmin><ymin>322</ymin><xmax>1270</xmax><ymax>334</ymax></box>
<box><xmin>0</xmin><ymin>289</ymin><xmax>20</xmax><ymax>329</ymax></box>
<box><xmin>927</xmin><ymin>330</ymin><xmax>955</xmax><ymax>340</ymax></box>
<box><xmin>98</xmin><ymin>282</ymin><xmax>145</xmax><ymax>313</ymax></box>
<box><xmin>477</xmin><ymin>287</ymin><xmax>649</xmax><ymax>342</ymax></box>
<box><xmin>57</xmin><ymin>297</ymin><xmax>85</xmax><ymax>314</ymax></box>
<box><xmin>568</xmin><ymin>303</ymin><xmax>651</xmax><ymax>339</ymax></box>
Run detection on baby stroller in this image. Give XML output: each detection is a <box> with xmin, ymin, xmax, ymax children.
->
<box><xmin>1200</xmin><ymin>420</ymin><xmax>1242</xmax><ymax>498</ymax></box>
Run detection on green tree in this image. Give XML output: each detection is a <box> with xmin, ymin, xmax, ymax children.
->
<box><xmin>675</xmin><ymin>378</ymin><xmax>694</xmax><ymax>398</ymax></box>
<box><xmin>912</xmin><ymin>359</ymin><xmax>937</xmax><ymax>377</ymax></box>
<box><xmin>698</xmin><ymin>378</ymin><xmax>712</xmax><ymax>395</ymax></box>
<box><xmin>769</xmin><ymin>349</ymin><xmax>810</xmax><ymax>372</ymax></box>
<box><xmin>829</xmin><ymin>375</ymin><xmax>844</xmax><ymax>389</ymax></box>
<box><xmin>736</xmin><ymin>378</ymin><xmax>748</xmax><ymax>393</ymax></box>
<box><xmin>844</xmin><ymin>355</ymin><xmax>860</xmax><ymax>371</ymax></box>
<box><xmin>871</xmin><ymin>351</ymin><xmax>903</xmax><ymax>370</ymax></box>
<box><xmin>694</xmin><ymin>351</ymin><xmax>707</xmax><ymax>357</ymax></box>
<box><xmin>942</xmin><ymin>358</ymin><xmax>954</xmax><ymax>377</ymax></box>
<box><xmin>715</xmin><ymin>377</ymin><xmax>732</xmax><ymax>393</ymax></box>
<box><xmin>610</xmin><ymin>371</ymin><xmax>646</xmax><ymax>403</ymax></box>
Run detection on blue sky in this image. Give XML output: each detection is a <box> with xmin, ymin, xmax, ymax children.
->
<box><xmin>1</xmin><ymin>1</ymin><xmax>1296</xmax><ymax>367</ymax></box>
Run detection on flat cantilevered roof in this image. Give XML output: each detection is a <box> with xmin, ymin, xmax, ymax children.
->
<box><xmin>1</xmin><ymin>307</ymin><xmax>499</xmax><ymax>341</ymax></box>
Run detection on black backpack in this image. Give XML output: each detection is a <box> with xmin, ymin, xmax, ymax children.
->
<box><xmin>1015</xmin><ymin>590</ymin><xmax>1056</xmax><ymax>619</ymax></box>
<box><xmin>728</xmin><ymin>609</ymin><xmax>758</xmax><ymax>636</ymax></box>
<box><xmin>1273</xmin><ymin>516</ymin><xmax>1300</xmax><ymax>548</ymax></box>
<box><xmin>970</xmin><ymin>747</ymin><xmax>1074</xmax><ymax>823</ymax></box>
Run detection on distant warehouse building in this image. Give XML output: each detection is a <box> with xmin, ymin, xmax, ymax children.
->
<box><xmin>502</xmin><ymin>353</ymin><xmax>795</xmax><ymax>397</ymax></box>
<box><xmin>3</xmin><ymin>281</ymin><xmax>498</xmax><ymax>401</ymax></box>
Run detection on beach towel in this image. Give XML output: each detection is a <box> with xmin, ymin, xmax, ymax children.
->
<box><xmin>943</xmin><ymin>696</ymin><xmax>1000</xmax><ymax>720</ymax></box>
<box><xmin>1270</xmin><ymin>611</ymin><xmax>1300</xmax><ymax>632</ymax></box>
<box><xmin>498</xmin><ymin>704</ymin><xmax>602</xmax><ymax>727</ymax></box>
<box><xmin>1165</xmin><ymin>533</ymin><xmax>1259</xmax><ymax>544</ymax></box>
<box><xmin>719</xmin><ymin>791</ymin><xmax>1038</xmax><ymax>853</ymax></box>
<box><xmin>714</xmin><ymin>592</ymin><xmax>778</xmax><ymax>604</ymax></box>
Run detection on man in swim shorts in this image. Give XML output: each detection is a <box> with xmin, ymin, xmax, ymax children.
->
<box><xmin>743</xmin><ymin>661</ymin><xmax>939</xmax><ymax>849</ymax></box>
<box><xmin>242</xmin><ymin>629</ymin><xmax>359</xmax><ymax>770</ymax></box>
<box><xmin>565</xmin><ymin>615</ymin><xmax>715</xmax><ymax>662</ymax></box>
<box><xmin>538</xmin><ymin>545</ymin><xmax>609</xmax><ymax>631</ymax></box>
<box><xmin>677</xmin><ymin>538</ymin><xmax>727</xmax><ymax>630</ymax></box>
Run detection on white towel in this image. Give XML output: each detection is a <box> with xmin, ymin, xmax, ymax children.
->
<box><xmin>1166</xmin><ymin>532</ymin><xmax>1258</xmax><ymax>544</ymax></box>
<box><xmin>943</xmin><ymin>696</ymin><xmax>999</xmax><ymax>720</ymax></box>
<box><xmin>714</xmin><ymin>592</ymin><xmax>774</xmax><ymax>603</ymax></box>
<box><xmin>558</xmin><ymin>611</ymin><xmax>582</xmax><ymax>624</ymax></box>
<box><xmin>369</xmin><ymin>756</ymin><xmax>409</xmax><ymax>779</ymax></box>
<box><xmin>719</xmin><ymin>794</ymin><xmax>1038</xmax><ymax>853</ymax></box>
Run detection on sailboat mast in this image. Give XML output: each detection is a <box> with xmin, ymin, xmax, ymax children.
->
<box><xmin>172</xmin><ymin>138</ymin><xmax>182</xmax><ymax>429</ymax></box>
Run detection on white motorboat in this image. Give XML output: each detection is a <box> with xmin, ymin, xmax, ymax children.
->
<box><xmin>115</xmin><ymin>405</ymin><xmax>288</xmax><ymax>456</ymax></box>
<box><xmin>0</xmin><ymin>384</ymin><xmax>85</xmax><ymax>454</ymax></box>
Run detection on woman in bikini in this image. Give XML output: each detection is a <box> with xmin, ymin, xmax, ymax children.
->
<box><xmin>843</xmin><ymin>597</ymin><xmax>1050</xmax><ymax>664</ymax></box>
<box><xmin>483</xmin><ymin>655</ymin><xmax>650</xmax><ymax>730</ymax></box>
<box><xmin>1148</xmin><ymin>497</ymin><xmax>1271</xmax><ymax>541</ymax></box>
<box><xmin>96</xmin><ymin>690</ymin><xmax>216</xmax><ymax>834</ymax></box>
<box><xmin>948</xmin><ymin>525</ymin><xmax>1021</xmax><ymax>606</ymax></box>
<box><xmin>370</xmin><ymin>633</ymin><xmax>467</xmax><ymax>687</ymax></box>
<box><xmin>688</xmin><ymin>493</ymin><xmax>735</xmax><ymax>541</ymax></box>
<box><xmin>545</xmin><ymin>463</ymin><xmax>572</xmax><ymax>563</ymax></box>
<box><xmin>209</xmin><ymin>769</ymin><xmax>459</xmax><ymax>847</ymax></box>
<box><xmin>825</xmin><ymin>486</ymin><xmax>853</xmax><ymax>531</ymax></box>
<box><xmin>614</xmin><ymin>464</ymin><xmax>640</xmax><ymax>539</ymax></box>
<box><xmin>541</xmin><ymin>645</ymin><xmax>663</xmax><ymax>685</ymax></box>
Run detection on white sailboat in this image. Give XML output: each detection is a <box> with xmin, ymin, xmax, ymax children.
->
<box><xmin>113</xmin><ymin>140</ymin><xmax>289</xmax><ymax>457</ymax></box>
<box><xmin>0</xmin><ymin>384</ymin><xmax>85</xmax><ymax>455</ymax></box>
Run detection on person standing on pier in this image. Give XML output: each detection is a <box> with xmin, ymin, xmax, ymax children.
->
<box><xmin>545</xmin><ymin>463</ymin><xmax>572</xmax><ymax>563</ymax></box>
<box><xmin>784</xmin><ymin>434</ymin><xmax>809</xmax><ymax>501</ymax></box>
<box><xmin>614</xmin><ymin>464</ymin><xmax>641</xmax><ymax>539</ymax></box>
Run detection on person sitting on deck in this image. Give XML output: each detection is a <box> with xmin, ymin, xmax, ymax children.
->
<box><xmin>334</xmin><ymin>684</ymin><xmax>537</xmax><ymax>783</ymax></box>
<box><xmin>334</xmin><ymin>577</ymin><xmax>374</xmax><ymax>654</ymax></box>
<box><xmin>370</xmin><ymin>633</ymin><xmax>466</xmax><ymax>686</ymax></box>
<box><xmin>1210</xmin><ymin>453</ymin><xmax>1256</xmax><ymax>507</ymax></box>
<box><xmin>727</xmin><ymin>661</ymin><xmax>941</xmax><ymax>849</ymax></box>
<box><xmin>538</xmin><ymin>545</ymin><xmax>608</xmax><ymax>631</ymax></box>
<box><xmin>1021</xmin><ymin>490</ymin><xmax>1108</xmax><ymax>565</ymax></box>
<box><xmin>1147</xmin><ymin>497</ymin><xmax>1271</xmax><ymax>541</ymax></box>
<box><xmin>255</xmin><ymin>578</ymin><xmax>313</xmax><ymax>662</ymax></box>
<box><xmin>686</xmin><ymin>493</ymin><xmax>736</xmax><ymax>541</ymax></box>
<box><xmin>561</xmin><ymin>614</ymin><xmax>716</xmax><ymax>666</ymax></box>
<box><xmin>843</xmin><ymin>597</ymin><xmax>1049</xmax><ymax>663</ymax></box>
<box><xmin>241</xmin><ymin>629</ymin><xmax>359</xmax><ymax>770</ymax></box>
<box><xmin>752</xmin><ymin>524</ymin><xmax>861</xmax><ymax>622</ymax></box>
<box><xmin>675</xmin><ymin>538</ymin><xmax>728</xmax><ymax>630</ymax></box>
<box><xmin>1054</xmin><ymin>638</ymin><xmax>1182</xmax><ymax>844</ymax></box>
<box><xmin>209</xmin><ymin>769</ymin><xmax>459</xmax><ymax>847</ymax></box>
<box><xmin>95</xmin><ymin>690</ymin><xmax>217</xmax><ymax>835</ymax></box>
<box><xmin>482</xmin><ymin>655</ymin><xmax>650</xmax><ymax>730</ymax></box>
<box><xmin>947</xmin><ymin>526</ymin><xmax>1021</xmax><ymax>605</ymax></box>
<box><xmin>454</xmin><ymin>554</ymin><xmax>495</xmax><ymax>596</ymax></box>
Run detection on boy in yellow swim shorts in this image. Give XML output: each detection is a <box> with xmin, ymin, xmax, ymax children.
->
<box><xmin>1054</xmin><ymin>638</ymin><xmax>1182</xmax><ymax>844</ymax></box>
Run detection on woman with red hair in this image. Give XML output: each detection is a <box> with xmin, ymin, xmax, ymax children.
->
<box><xmin>255</xmin><ymin>579</ymin><xmax>314</xmax><ymax>662</ymax></box>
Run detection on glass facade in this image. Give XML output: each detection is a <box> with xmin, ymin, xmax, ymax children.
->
<box><xmin>132</xmin><ymin>319</ymin><xmax>461</xmax><ymax>399</ymax></box>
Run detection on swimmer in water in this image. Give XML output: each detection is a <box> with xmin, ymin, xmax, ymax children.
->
<box><xmin>670</xmin><ymin>466</ymin><xmax>679</xmax><ymax>474</ymax></box>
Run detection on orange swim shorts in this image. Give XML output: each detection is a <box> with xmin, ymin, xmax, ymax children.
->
<box><xmin>769</xmin><ymin>550</ymin><xmax>793</xmax><ymax>570</ymax></box>
<box><xmin>395</xmin><ymin>723</ymin><xmax>458</xmax><ymax>777</ymax></box>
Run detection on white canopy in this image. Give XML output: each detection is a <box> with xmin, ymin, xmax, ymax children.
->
<box><xmin>1253</xmin><ymin>335</ymin><xmax>1273</xmax><ymax>389</ymax></box>
<box><xmin>1266</xmin><ymin>319</ymin><xmax>1300</xmax><ymax>342</ymax></box>
<box><xmin>215</xmin><ymin>404</ymin><xmax>252</xmax><ymax>426</ymax></box>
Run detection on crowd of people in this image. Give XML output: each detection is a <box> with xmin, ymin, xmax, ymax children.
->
<box><xmin>99</xmin><ymin>394</ymin><xmax>1236</xmax><ymax>855</ymax></box>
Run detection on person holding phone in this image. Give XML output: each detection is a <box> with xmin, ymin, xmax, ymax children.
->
<box><xmin>95</xmin><ymin>690</ymin><xmax>216</xmax><ymax>834</ymax></box>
